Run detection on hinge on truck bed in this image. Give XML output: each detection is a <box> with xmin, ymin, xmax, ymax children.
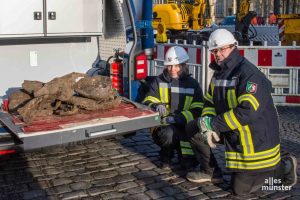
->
<box><xmin>0</xmin><ymin>112</ymin><xmax>23</xmax><ymax>135</ymax></box>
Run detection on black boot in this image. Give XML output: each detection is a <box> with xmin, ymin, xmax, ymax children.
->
<box><xmin>282</xmin><ymin>154</ymin><xmax>298</xmax><ymax>187</ymax></box>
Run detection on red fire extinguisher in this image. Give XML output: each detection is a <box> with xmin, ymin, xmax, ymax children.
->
<box><xmin>110</xmin><ymin>49</ymin><xmax>123</xmax><ymax>95</ymax></box>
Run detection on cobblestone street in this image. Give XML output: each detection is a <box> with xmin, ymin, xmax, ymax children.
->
<box><xmin>0</xmin><ymin>106</ymin><xmax>299</xmax><ymax>200</ymax></box>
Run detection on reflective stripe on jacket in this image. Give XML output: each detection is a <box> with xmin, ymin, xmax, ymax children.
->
<box><xmin>143</xmin><ymin>68</ymin><xmax>204</xmax><ymax>126</ymax></box>
<box><xmin>204</xmin><ymin>48</ymin><xmax>280</xmax><ymax>172</ymax></box>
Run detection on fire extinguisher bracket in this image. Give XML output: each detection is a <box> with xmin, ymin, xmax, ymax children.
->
<box><xmin>110</xmin><ymin>49</ymin><xmax>124</xmax><ymax>95</ymax></box>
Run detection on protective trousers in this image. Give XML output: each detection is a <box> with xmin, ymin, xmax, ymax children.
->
<box><xmin>152</xmin><ymin>125</ymin><xmax>196</xmax><ymax>167</ymax></box>
<box><xmin>185</xmin><ymin>120</ymin><xmax>221</xmax><ymax>176</ymax></box>
<box><xmin>185</xmin><ymin>120</ymin><xmax>288</xmax><ymax>196</ymax></box>
<box><xmin>231</xmin><ymin>162</ymin><xmax>286</xmax><ymax>195</ymax></box>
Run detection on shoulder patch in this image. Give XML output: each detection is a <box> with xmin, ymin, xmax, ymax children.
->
<box><xmin>246</xmin><ymin>81</ymin><xmax>258</xmax><ymax>94</ymax></box>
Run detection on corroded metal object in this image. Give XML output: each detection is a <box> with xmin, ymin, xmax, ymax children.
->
<box><xmin>8</xmin><ymin>90</ymin><xmax>32</xmax><ymax>112</ymax></box>
<box><xmin>74</xmin><ymin>75</ymin><xmax>115</xmax><ymax>101</ymax></box>
<box><xmin>8</xmin><ymin>73</ymin><xmax>121</xmax><ymax>123</ymax></box>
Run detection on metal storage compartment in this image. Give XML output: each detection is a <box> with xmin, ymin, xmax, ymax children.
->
<box><xmin>0</xmin><ymin>0</ymin><xmax>103</xmax><ymax>38</ymax></box>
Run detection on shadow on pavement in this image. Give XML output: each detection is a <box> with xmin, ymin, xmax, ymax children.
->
<box><xmin>0</xmin><ymin>151</ymin><xmax>48</xmax><ymax>200</ymax></box>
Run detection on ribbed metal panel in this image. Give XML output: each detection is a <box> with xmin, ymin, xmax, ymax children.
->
<box><xmin>98</xmin><ymin>0</ymin><xmax>126</xmax><ymax>60</ymax></box>
<box><xmin>217</xmin><ymin>25</ymin><xmax>280</xmax><ymax>45</ymax></box>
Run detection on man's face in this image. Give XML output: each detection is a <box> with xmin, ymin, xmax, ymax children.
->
<box><xmin>210</xmin><ymin>45</ymin><xmax>235</xmax><ymax>65</ymax></box>
<box><xmin>167</xmin><ymin>64</ymin><xmax>182</xmax><ymax>78</ymax></box>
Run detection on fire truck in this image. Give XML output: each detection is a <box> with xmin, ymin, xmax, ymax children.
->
<box><xmin>0</xmin><ymin>0</ymin><xmax>160</xmax><ymax>153</ymax></box>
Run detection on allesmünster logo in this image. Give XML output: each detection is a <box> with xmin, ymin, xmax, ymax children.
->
<box><xmin>261</xmin><ymin>177</ymin><xmax>292</xmax><ymax>191</ymax></box>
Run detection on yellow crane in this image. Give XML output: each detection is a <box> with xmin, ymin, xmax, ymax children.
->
<box><xmin>277</xmin><ymin>14</ymin><xmax>300</xmax><ymax>45</ymax></box>
<box><xmin>152</xmin><ymin>0</ymin><xmax>211</xmax><ymax>43</ymax></box>
<box><xmin>234</xmin><ymin>0</ymin><xmax>258</xmax><ymax>45</ymax></box>
<box><xmin>235</xmin><ymin>0</ymin><xmax>300</xmax><ymax>45</ymax></box>
<box><xmin>275</xmin><ymin>0</ymin><xmax>300</xmax><ymax>45</ymax></box>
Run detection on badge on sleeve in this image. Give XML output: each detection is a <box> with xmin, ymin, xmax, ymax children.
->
<box><xmin>246</xmin><ymin>81</ymin><xmax>257</xmax><ymax>94</ymax></box>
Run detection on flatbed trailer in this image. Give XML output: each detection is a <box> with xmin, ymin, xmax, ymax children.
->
<box><xmin>0</xmin><ymin>100</ymin><xmax>159</xmax><ymax>151</ymax></box>
<box><xmin>0</xmin><ymin>0</ymin><xmax>156</xmax><ymax>152</ymax></box>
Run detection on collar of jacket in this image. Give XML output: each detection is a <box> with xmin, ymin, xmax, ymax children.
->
<box><xmin>209</xmin><ymin>48</ymin><xmax>243</xmax><ymax>73</ymax></box>
<box><xmin>161</xmin><ymin>67</ymin><xmax>190</xmax><ymax>83</ymax></box>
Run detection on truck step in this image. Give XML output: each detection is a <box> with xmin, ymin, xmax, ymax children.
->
<box><xmin>0</xmin><ymin>135</ymin><xmax>15</xmax><ymax>146</ymax></box>
<box><xmin>0</xmin><ymin>131</ymin><xmax>19</xmax><ymax>154</ymax></box>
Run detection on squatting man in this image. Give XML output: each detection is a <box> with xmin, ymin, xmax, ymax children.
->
<box><xmin>184</xmin><ymin>29</ymin><xmax>298</xmax><ymax>196</ymax></box>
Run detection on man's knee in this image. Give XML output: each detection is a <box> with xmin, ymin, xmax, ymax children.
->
<box><xmin>185</xmin><ymin>120</ymin><xmax>207</xmax><ymax>147</ymax></box>
<box><xmin>231</xmin><ymin>173</ymin><xmax>251</xmax><ymax>196</ymax></box>
<box><xmin>152</xmin><ymin>126</ymin><xmax>175</xmax><ymax>146</ymax></box>
<box><xmin>185</xmin><ymin>119</ymin><xmax>199</xmax><ymax>140</ymax></box>
<box><xmin>231</xmin><ymin>172</ymin><xmax>269</xmax><ymax>196</ymax></box>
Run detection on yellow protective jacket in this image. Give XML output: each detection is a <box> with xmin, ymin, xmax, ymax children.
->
<box><xmin>204</xmin><ymin>48</ymin><xmax>281</xmax><ymax>172</ymax></box>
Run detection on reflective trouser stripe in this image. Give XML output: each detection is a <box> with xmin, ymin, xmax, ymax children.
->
<box><xmin>180</xmin><ymin>141</ymin><xmax>194</xmax><ymax>155</ymax></box>
<box><xmin>180</xmin><ymin>141</ymin><xmax>192</xmax><ymax>148</ymax></box>
<box><xmin>181</xmin><ymin>148</ymin><xmax>194</xmax><ymax>155</ymax></box>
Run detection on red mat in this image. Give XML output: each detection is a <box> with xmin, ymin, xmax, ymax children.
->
<box><xmin>10</xmin><ymin>103</ymin><xmax>154</xmax><ymax>134</ymax></box>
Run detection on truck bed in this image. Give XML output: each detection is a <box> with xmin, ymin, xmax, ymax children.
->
<box><xmin>0</xmin><ymin>101</ymin><xmax>159</xmax><ymax>151</ymax></box>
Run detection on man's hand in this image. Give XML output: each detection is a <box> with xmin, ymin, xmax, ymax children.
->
<box><xmin>197</xmin><ymin>116</ymin><xmax>220</xmax><ymax>148</ymax></box>
<box><xmin>156</xmin><ymin>104</ymin><xmax>167</xmax><ymax>117</ymax></box>
<box><xmin>161</xmin><ymin>116</ymin><xmax>175</xmax><ymax>124</ymax></box>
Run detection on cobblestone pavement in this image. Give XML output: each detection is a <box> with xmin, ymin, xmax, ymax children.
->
<box><xmin>0</xmin><ymin>106</ymin><xmax>299</xmax><ymax>200</ymax></box>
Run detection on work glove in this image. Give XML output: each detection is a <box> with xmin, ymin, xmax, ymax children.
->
<box><xmin>197</xmin><ymin>116</ymin><xmax>213</xmax><ymax>132</ymax></box>
<box><xmin>161</xmin><ymin>116</ymin><xmax>176</xmax><ymax>125</ymax></box>
<box><xmin>197</xmin><ymin>116</ymin><xmax>220</xmax><ymax>148</ymax></box>
<box><xmin>199</xmin><ymin>130</ymin><xmax>220</xmax><ymax>148</ymax></box>
<box><xmin>156</xmin><ymin>104</ymin><xmax>167</xmax><ymax>117</ymax></box>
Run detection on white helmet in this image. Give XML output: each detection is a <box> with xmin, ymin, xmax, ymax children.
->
<box><xmin>164</xmin><ymin>46</ymin><xmax>189</xmax><ymax>65</ymax></box>
<box><xmin>208</xmin><ymin>29</ymin><xmax>237</xmax><ymax>51</ymax></box>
